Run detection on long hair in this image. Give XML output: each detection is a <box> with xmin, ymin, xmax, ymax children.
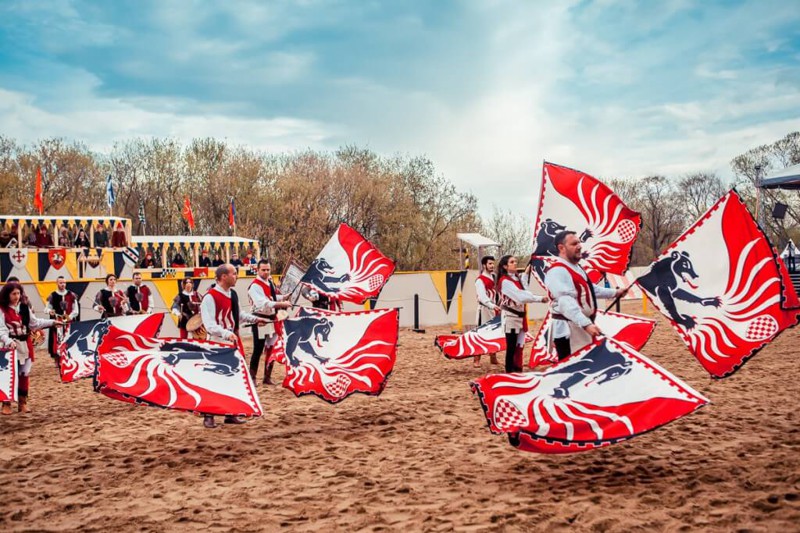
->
<box><xmin>0</xmin><ymin>282</ymin><xmax>22</xmax><ymax>309</ymax></box>
<box><xmin>495</xmin><ymin>255</ymin><xmax>514</xmax><ymax>291</ymax></box>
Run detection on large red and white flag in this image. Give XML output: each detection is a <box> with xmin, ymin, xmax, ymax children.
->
<box><xmin>531</xmin><ymin>162</ymin><xmax>641</xmax><ymax>284</ymax></box>
<box><xmin>58</xmin><ymin>313</ymin><xmax>164</xmax><ymax>382</ymax></box>
<box><xmin>0</xmin><ymin>348</ymin><xmax>17</xmax><ymax>402</ymax></box>
<box><xmin>528</xmin><ymin>310</ymin><xmax>656</xmax><ymax>367</ymax></box>
<box><xmin>299</xmin><ymin>223</ymin><xmax>395</xmax><ymax>304</ymax></box>
<box><xmin>636</xmin><ymin>190</ymin><xmax>800</xmax><ymax>378</ymax></box>
<box><xmin>434</xmin><ymin>316</ymin><xmax>535</xmax><ymax>360</ymax></box>
<box><xmin>471</xmin><ymin>339</ymin><xmax>708</xmax><ymax>454</ymax></box>
<box><xmin>94</xmin><ymin>326</ymin><xmax>262</xmax><ymax>417</ymax></box>
<box><xmin>275</xmin><ymin>307</ymin><xmax>398</xmax><ymax>403</ymax></box>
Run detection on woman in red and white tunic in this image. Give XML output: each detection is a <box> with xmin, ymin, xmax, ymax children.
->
<box><xmin>0</xmin><ymin>282</ymin><xmax>63</xmax><ymax>414</ymax></box>
<box><xmin>496</xmin><ymin>255</ymin><xmax>548</xmax><ymax>373</ymax></box>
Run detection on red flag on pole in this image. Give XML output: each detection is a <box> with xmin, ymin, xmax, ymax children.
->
<box><xmin>228</xmin><ymin>198</ymin><xmax>236</xmax><ymax>231</ymax></box>
<box><xmin>182</xmin><ymin>197</ymin><xmax>195</xmax><ymax>229</ymax></box>
<box><xmin>34</xmin><ymin>166</ymin><xmax>44</xmax><ymax>214</ymax></box>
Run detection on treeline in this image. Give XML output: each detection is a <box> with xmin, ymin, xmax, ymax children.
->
<box><xmin>1</xmin><ymin>132</ymin><xmax>798</xmax><ymax>270</ymax></box>
<box><xmin>609</xmin><ymin>131</ymin><xmax>800</xmax><ymax>264</ymax></box>
<box><xmin>0</xmin><ymin>137</ymin><xmax>480</xmax><ymax>270</ymax></box>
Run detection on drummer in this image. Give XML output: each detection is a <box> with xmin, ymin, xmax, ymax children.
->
<box><xmin>248</xmin><ymin>259</ymin><xmax>292</xmax><ymax>385</ymax></box>
<box><xmin>171</xmin><ymin>278</ymin><xmax>202</xmax><ymax>339</ymax></box>
<box><xmin>199</xmin><ymin>264</ymin><xmax>269</xmax><ymax>429</ymax></box>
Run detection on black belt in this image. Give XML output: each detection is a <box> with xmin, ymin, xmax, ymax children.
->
<box><xmin>552</xmin><ymin>312</ymin><xmax>597</xmax><ymax>322</ymax></box>
<box><xmin>500</xmin><ymin>306</ymin><xmax>526</xmax><ymax>318</ymax></box>
<box><xmin>10</xmin><ymin>334</ymin><xmax>28</xmax><ymax>341</ymax></box>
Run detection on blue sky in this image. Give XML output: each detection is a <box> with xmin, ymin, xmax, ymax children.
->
<box><xmin>1</xmin><ymin>0</ymin><xmax>799</xmax><ymax>219</ymax></box>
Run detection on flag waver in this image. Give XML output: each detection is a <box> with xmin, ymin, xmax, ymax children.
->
<box><xmin>94</xmin><ymin>327</ymin><xmax>261</xmax><ymax>417</ymax></box>
<box><xmin>471</xmin><ymin>338</ymin><xmax>708</xmax><ymax>454</ymax></box>
<box><xmin>299</xmin><ymin>223</ymin><xmax>395</xmax><ymax>304</ymax></box>
<box><xmin>636</xmin><ymin>190</ymin><xmax>800</xmax><ymax>378</ymax></box>
<box><xmin>531</xmin><ymin>162</ymin><xmax>641</xmax><ymax>284</ymax></box>
<box><xmin>275</xmin><ymin>307</ymin><xmax>399</xmax><ymax>404</ymax></box>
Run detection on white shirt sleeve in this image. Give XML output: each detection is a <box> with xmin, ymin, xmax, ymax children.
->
<box><xmin>28</xmin><ymin>309</ymin><xmax>55</xmax><ymax>331</ymax></box>
<box><xmin>200</xmin><ymin>293</ymin><xmax>235</xmax><ymax>341</ymax></box>
<box><xmin>68</xmin><ymin>296</ymin><xmax>79</xmax><ymax>320</ymax></box>
<box><xmin>0</xmin><ymin>313</ymin><xmax>10</xmax><ymax>346</ymax></box>
<box><xmin>544</xmin><ymin>268</ymin><xmax>592</xmax><ymax>329</ymax></box>
<box><xmin>475</xmin><ymin>278</ymin><xmax>498</xmax><ymax>309</ymax></box>
<box><xmin>248</xmin><ymin>282</ymin><xmax>275</xmax><ymax>313</ymax></box>
<box><xmin>594</xmin><ymin>283</ymin><xmax>617</xmax><ymax>300</ymax></box>
<box><xmin>500</xmin><ymin>278</ymin><xmax>546</xmax><ymax>304</ymax></box>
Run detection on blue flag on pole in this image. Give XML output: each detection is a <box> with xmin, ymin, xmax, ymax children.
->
<box><xmin>106</xmin><ymin>174</ymin><xmax>116</xmax><ymax>208</ymax></box>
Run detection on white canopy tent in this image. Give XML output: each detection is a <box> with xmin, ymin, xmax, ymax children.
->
<box><xmin>456</xmin><ymin>233</ymin><xmax>502</xmax><ymax>270</ymax></box>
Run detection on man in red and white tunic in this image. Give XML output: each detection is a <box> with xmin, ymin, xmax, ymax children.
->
<box><xmin>248</xmin><ymin>259</ymin><xmax>292</xmax><ymax>385</ymax></box>
<box><xmin>200</xmin><ymin>264</ymin><xmax>266</xmax><ymax>429</ymax></box>
<box><xmin>44</xmin><ymin>276</ymin><xmax>80</xmax><ymax>365</ymax></box>
<box><xmin>126</xmin><ymin>272</ymin><xmax>152</xmax><ymax>314</ymax></box>
<box><xmin>474</xmin><ymin>255</ymin><xmax>500</xmax><ymax>367</ymax></box>
<box><xmin>544</xmin><ymin>231</ymin><xmax>627</xmax><ymax>360</ymax></box>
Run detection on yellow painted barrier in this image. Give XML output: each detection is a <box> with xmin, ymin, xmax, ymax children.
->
<box><xmin>456</xmin><ymin>292</ymin><xmax>463</xmax><ymax>331</ymax></box>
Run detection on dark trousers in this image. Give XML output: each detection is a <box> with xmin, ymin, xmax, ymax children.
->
<box><xmin>554</xmin><ymin>337</ymin><xmax>572</xmax><ymax>361</ymax></box>
<box><xmin>249</xmin><ymin>326</ymin><xmax>266</xmax><ymax>378</ymax></box>
<box><xmin>505</xmin><ymin>332</ymin><xmax>522</xmax><ymax>372</ymax></box>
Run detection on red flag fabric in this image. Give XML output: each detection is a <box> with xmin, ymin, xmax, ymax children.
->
<box><xmin>0</xmin><ymin>348</ymin><xmax>17</xmax><ymax>402</ymax></box>
<box><xmin>94</xmin><ymin>327</ymin><xmax>262</xmax><ymax>417</ymax></box>
<box><xmin>228</xmin><ymin>198</ymin><xmax>236</xmax><ymax>230</ymax></box>
<box><xmin>34</xmin><ymin>166</ymin><xmax>44</xmax><ymax>214</ymax></box>
<box><xmin>528</xmin><ymin>310</ymin><xmax>656</xmax><ymax>367</ymax></box>
<box><xmin>299</xmin><ymin>223</ymin><xmax>395</xmax><ymax>304</ymax></box>
<box><xmin>434</xmin><ymin>316</ymin><xmax>535</xmax><ymax>360</ymax></box>
<box><xmin>58</xmin><ymin>313</ymin><xmax>164</xmax><ymax>383</ymax></box>
<box><xmin>531</xmin><ymin>162</ymin><xmax>641</xmax><ymax>284</ymax></box>
<box><xmin>182</xmin><ymin>197</ymin><xmax>195</xmax><ymax>229</ymax></box>
<box><xmin>636</xmin><ymin>190</ymin><xmax>800</xmax><ymax>378</ymax></box>
<box><xmin>274</xmin><ymin>307</ymin><xmax>399</xmax><ymax>403</ymax></box>
<box><xmin>471</xmin><ymin>338</ymin><xmax>708</xmax><ymax>454</ymax></box>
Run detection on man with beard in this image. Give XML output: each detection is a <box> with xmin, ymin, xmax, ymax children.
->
<box><xmin>44</xmin><ymin>276</ymin><xmax>80</xmax><ymax>366</ymax></box>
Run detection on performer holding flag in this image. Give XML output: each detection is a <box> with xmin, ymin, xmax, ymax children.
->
<box><xmin>248</xmin><ymin>259</ymin><xmax>292</xmax><ymax>385</ymax></box>
<box><xmin>474</xmin><ymin>255</ymin><xmax>501</xmax><ymax>367</ymax></box>
<box><xmin>44</xmin><ymin>276</ymin><xmax>80</xmax><ymax>366</ymax></box>
<box><xmin>496</xmin><ymin>255</ymin><xmax>548</xmax><ymax>372</ymax></box>
<box><xmin>544</xmin><ymin>231</ymin><xmax>627</xmax><ymax>360</ymax></box>
<box><xmin>200</xmin><ymin>264</ymin><xmax>269</xmax><ymax>428</ymax></box>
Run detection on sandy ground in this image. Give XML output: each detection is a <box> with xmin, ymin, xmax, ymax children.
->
<box><xmin>1</xmin><ymin>300</ymin><xmax>799</xmax><ymax>532</ymax></box>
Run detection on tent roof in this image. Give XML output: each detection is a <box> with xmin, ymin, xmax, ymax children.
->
<box><xmin>456</xmin><ymin>233</ymin><xmax>501</xmax><ymax>248</ymax></box>
<box><xmin>760</xmin><ymin>163</ymin><xmax>800</xmax><ymax>190</ymax></box>
<box><xmin>131</xmin><ymin>235</ymin><xmax>258</xmax><ymax>245</ymax></box>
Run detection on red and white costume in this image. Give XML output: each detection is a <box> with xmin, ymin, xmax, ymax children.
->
<box><xmin>248</xmin><ymin>277</ymin><xmax>288</xmax><ymax>347</ymax></box>
<box><xmin>126</xmin><ymin>283</ymin><xmax>152</xmax><ymax>314</ymax></box>
<box><xmin>544</xmin><ymin>257</ymin><xmax>616</xmax><ymax>353</ymax></box>
<box><xmin>0</xmin><ymin>303</ymin><xmax>55</xmax><ymax>398</ymax></box>
<box><xmin>200</xmin><ymin>285</ymin><xmax>258</xmax><ymax>347</ymax></box>
<box><xmin>475</xmin><ymin>272</ymin><xmax>499</xmax><ymax>326</ymax></box>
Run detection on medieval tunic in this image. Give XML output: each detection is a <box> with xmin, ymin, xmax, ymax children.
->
<box><xmin>94</xmin><ymin>287</ymin><xmax>129</xmax><ymax>318</ymax></box>
<box><xmin>475</xmin><ymin>272</ymin><xmax>498</xmax><ymax>326</ymax></box>
<box><xmin>498</xmin><ymin>273</ymin><xmax>546</xmax><ymax>338</ymax></box>
<box><xmin>126</xmin><ymin>284</ymin><xmax>152</xmax><ymax>314</ymax></box>
<box><xmin>544</xmin><ymin>257</ymin><xmax>617</xmax><ymax>354</ymax></box>
<box><xmin>171</xmin><ymin>290</ymin><xmax>202</xmax><ymax>332</ymax></box>
<box><xmin>0</xmin><ymin>303</ymin><xmax>55</xmax><ymax>396</ymax></box>
<box><xmin>44</xmin><ymin>288</ymin><xmax>80</xmax><ymax>359</ymax></box>
<box><xmin>200</xmin><ymin>285</ymin><xmax>258</xmax><ymax>345</ymax></box>
<box><xmin>247</xmin><ymin>277</ymin><xmax>288</xmax><ymax>345</ymax></box>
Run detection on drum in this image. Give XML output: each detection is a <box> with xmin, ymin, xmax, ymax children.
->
<box><xmin>186</xmin><ymin>314</ymin><xmax>207</xmax><ymax>340</ymax></box>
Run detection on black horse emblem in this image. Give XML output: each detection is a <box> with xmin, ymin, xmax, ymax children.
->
<box><xmin>283</xmin><ymin>316</ymin><xmax>334</xmax><ymax>367</ymax></box>
<box><xmin>547</xmin><ymin>344</ymin><xmax>633</xmax><ymax>399</ymax></box>
<box><xmin>303</xmin><ymin>258</ymin><xmax>351</xmax><ymax>293</ymax></box>
<box><xmin>531</xmin><ymin>219</ymin><xmax>593</xmax><ymax>280</ymax></box>
<box><xmin>637</xmin><ymin>251</ymin><xmax>721</xmax><ymax>329</ymax></box>
<box><xmin>63</xmin><ymin>320</ymin><xmax>111</xmax><ymax>360</ymax></box>
<box><xmin>161</xmin><ymin>342</ymin><xmax>241</xmax><ymax>376</ymax></box>
<box><xmin>0</xmin><ymin>349</ymin><xmax>9</xmax><ymax>371</ymax></box>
